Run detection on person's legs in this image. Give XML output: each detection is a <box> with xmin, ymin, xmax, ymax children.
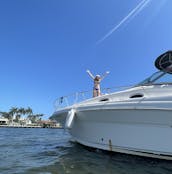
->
<box><xmin>97</xmin><ymin>89</ymin><xmax>101</xmax><ymax>96</ymax></box>
<box><xmin>93</xmin><ymin>89</ymin><xmax>97</xmax><ymax>97</ymax></box>
<box><xmin>93</xmin><ymin>88</ymin><xmax>101</xmax><ymax>97</ymax></box>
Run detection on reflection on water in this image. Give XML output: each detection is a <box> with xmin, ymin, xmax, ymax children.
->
<box><xmin>0</xmin><ymin>128</ymin><xmax>172</xmax><ymax>174</ymax></box>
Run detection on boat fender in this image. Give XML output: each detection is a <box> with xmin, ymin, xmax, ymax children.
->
<box><xmin>65</xmin><ymin>109</ymin><xmax>75</xmax><ymax>129</ymax></box>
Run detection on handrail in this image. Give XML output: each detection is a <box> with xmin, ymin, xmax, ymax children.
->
<box><xmin>53</xmin><ymin>85</ymin><xmax>132</xmax><ymax>111</ymax></box>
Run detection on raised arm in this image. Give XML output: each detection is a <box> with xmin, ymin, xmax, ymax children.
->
<box><xmin>86</xmin><ymin>70</ymin><xmax>95</xmax><ymax>80</ymax></box>
<box><xmin>101</xmin><ymin>71</ymin><xmax>110</xmax><ymax>80</ymax></box>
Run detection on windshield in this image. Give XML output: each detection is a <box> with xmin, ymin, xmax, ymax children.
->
<box><xmin>137</xmin><ymin>71</ymin><xmax>172</xmax><ymax>86</ymax></box>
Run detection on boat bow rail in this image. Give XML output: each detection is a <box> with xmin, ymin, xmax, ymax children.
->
<box><xmin>54</xmin><ymin>86</ymin><xmax>132</xmax><ymax>111</ymax></box>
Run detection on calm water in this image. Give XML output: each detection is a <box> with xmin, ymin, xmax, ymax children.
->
<box><xmin>0</xmin><ymin>128</ymin><xmax>172</xmax><ymax>174</ymax></box>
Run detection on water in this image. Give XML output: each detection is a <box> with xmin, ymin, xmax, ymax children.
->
<box><xmin>0</xmin><ymin>128</ymin><xmax>172</xmax><ymax>174</ymax></box>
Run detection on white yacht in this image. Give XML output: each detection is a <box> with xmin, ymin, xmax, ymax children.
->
<box><xmin>51</xmin><ymin>51</ymin><xmax>172</xmax><ymax>160</ymax></box>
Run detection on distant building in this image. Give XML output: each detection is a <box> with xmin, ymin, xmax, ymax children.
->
<box><xmin>37</xmin><ymin>120</ymin><xmax>60</xmax><ymax>128</ymax></box>
<box><xmin>17</xmin><ymin>118</ymin><xmax>32</xmax><ymax>126</ymax></box>
<box><xmin>0</xmin><ymin>117</ymin><xmax>9</xmax><ymax>125</ymax></box>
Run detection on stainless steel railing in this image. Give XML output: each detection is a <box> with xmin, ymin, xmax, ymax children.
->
<box><xmin>54</xmin><ymin>86</ymin><xmax>132</xmax><ymax>111</ymax></box>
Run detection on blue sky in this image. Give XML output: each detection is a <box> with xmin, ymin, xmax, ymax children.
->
<box><xmin>0</xmin><ymin>0</ymin><xmax>171</xmax><ymax>118</ymax></box>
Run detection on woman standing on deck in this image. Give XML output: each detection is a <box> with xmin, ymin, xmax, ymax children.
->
<box><xmin>87</xmin><ymin>70</ymin><xmax>110</xmax><ymax>97</ymax></box>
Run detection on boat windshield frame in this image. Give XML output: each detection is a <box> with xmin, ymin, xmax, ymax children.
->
<box><xmin>136</xmin><ymin>71</ymin><xmax>172</xmax><ymax>86</ymax></box>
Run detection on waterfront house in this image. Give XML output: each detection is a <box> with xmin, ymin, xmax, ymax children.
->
<box><xmin>0</xmin><ymin>117</ymin><xmax>9</xmax><ymax>125</ymax></box>
<box><xmin>37</xmin><ymin>120</ymin><xmax>61</xmax><ymax>128</ymax></box>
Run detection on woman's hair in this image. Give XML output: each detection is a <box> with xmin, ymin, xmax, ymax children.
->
<box><xmin>95</xmin><ymin>76</ymin><xmax>101</xmax><ymax>80</ymax></box>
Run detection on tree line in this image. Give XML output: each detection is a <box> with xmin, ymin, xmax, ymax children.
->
<box><xmin>0</xmin><ymin>107</ymin><xmax>44</xmax><ymax>123</ymax></box>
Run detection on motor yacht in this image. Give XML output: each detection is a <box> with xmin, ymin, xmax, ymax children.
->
<box><xmin>51</xmin><ymin>50</ymin><xmax>172</xmax><ymax>160</ymax></box>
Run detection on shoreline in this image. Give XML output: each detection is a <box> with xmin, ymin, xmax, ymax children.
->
<box><xmin>0</xmin><ymin>125</ymin><xmax>62</xmax><ymax>129</ymax></box>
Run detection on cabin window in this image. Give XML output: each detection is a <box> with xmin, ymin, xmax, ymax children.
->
<box><xmin>99</xmin><ymin>98</ymin><xmax>109</xmax><ymax>102</ymax></box>
<box><xmin>130</xmin><ymin>94</ymin><xmax>143</xmax><ymax>98</ymax></box>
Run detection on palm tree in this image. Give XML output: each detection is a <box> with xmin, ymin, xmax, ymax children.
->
<box><xmin>1</xmin><ymin>107</ymin><xmax>44</xmax><ymax>125</ymax></box>
<box><xmin>27</xmin><ymin>113</ymin><xmax>43</xmax><ymax>123</ymax></box>
<box><xmin>18</xmin><ymin>107</ymin><xmax>26</xmax><ymax>115</ymax></box>
<box><xmin>0</xmin><ymin>111</ymin><xmax>13</xmax><ymax>123</ymax></box>
<box><xmin>25</xmin><ymin>107</ymin><xmax>33</xmax><ymax>115</ymax></box>
<box><xmin>16</xmin><ymin>114</ymin><xmax>21</xmax><ymax>122</ymax></box>
<box><xmin>9</xmin><ymin>107</ymin><xmax>18</xmax><ymax>115</ymax></box>
<box><xmin>9</xmin><ymin>107</ymin><xmax>19</xmax><ymax>123</ymax></box>
<box><xmin>36</xmin><ymin>114</ymin><xmax>44</xmax><ymax>121</ymax></box>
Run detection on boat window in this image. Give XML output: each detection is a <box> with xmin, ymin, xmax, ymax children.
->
<box><xmin>137</xmin><ymin>71</ymin><xmax>172</xmax><ymax>85</ymax></box>
<box><xmin>130</xmin><ymin>94</ymin><xmax>143</xmax><ymax>98</ymax></box>
<box><xmin>99</xmin><ymin>98</ymin><xmax>109</xmax><ymax>102</ymax></box>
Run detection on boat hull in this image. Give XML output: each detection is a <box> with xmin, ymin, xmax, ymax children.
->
<box><xmin>69</xmin><ymin>108</ymin><xmax>172</xmax><ymax>160</ymax></box>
